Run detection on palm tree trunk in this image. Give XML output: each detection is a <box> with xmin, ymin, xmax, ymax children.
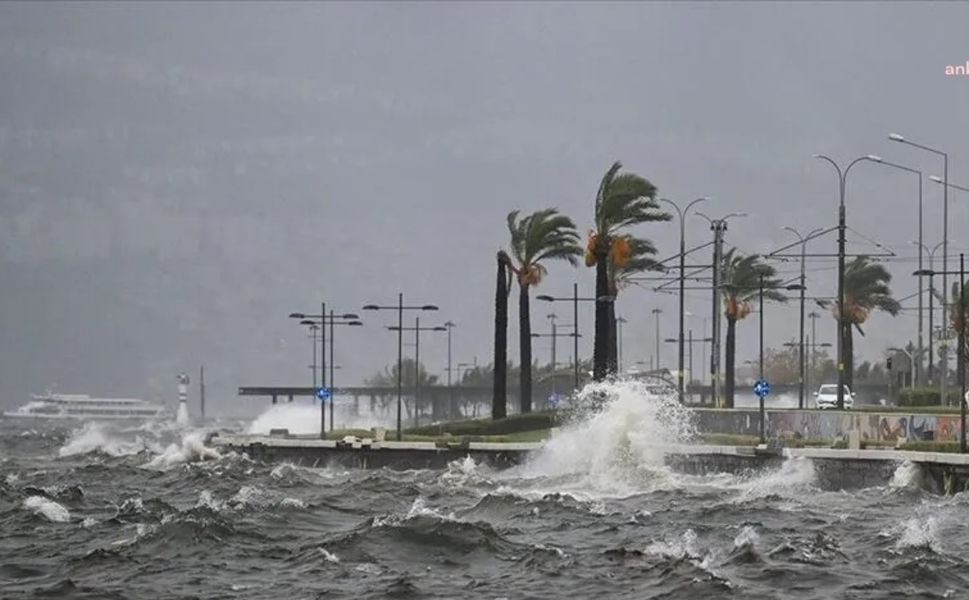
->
<box><xmin>492</xmin><ymin>253</ymin><xmax>508</xmax><ymax>420</ymax></box>
<box><xmin>593</xmin><ymin>245</ymin><xmax>610</xmax><ymax>381</ymax></box>
<box><xmin>724</xmin><ymin>316</ymin><xmax>737</xmax><ymax>408</ymax></box>
<box><xmin>844</xmin><ymin>322</ymin><xmax>855</xmax><ymax>390</ymax></box>
<box><xmin>519</xmin><ymin>283</ymin><xmax>533</xmax><ymax>414</ymax></box>
<box><xmin>608</xmin><ymin>302</ymin><xmax>618</xmax><ymax>374</ymax></box>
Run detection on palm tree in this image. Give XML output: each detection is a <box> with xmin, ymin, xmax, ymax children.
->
<box><xmin>607</xmin><ymin>237</ymin><xmax>665</xmax><ymax>369</ymax></box>
<box><xmin>587</xmin><ymin>161</ymin><xmax>669</xmax><ymax>380</ymax></box>
<box><xmin>719</xmin><ymin>248</ymin><xmax>787</xmax><ymax>407</ymax></box>
<box><xmin>823</xmin><ymin>256</ymin><xmax>900</xmax><ymax>389</ymax></box>
<box><xmin>492</xmin><ymin>250</ymin><xmax>513</xmax><ymax>420</ymax></box>
<box><xmin>506</xmin><ymin>208</ymin><xmax>582</xmax><ymax>413</ymax></box>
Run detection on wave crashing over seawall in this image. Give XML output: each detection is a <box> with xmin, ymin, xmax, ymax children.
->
<box><xmin>1</xmin><ymin>380</ymin><xmax>967</xmax><ymax>599</ymax></box>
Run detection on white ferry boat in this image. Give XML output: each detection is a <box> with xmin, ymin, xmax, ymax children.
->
<box><xmin>2</xmin><ymin>391</ymin><xmax>168</xmax><ymax>421</ymax></box>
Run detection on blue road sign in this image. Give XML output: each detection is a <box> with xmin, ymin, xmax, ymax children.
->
<box><xmin>548</xmin><ymin>392</ymin><xmax>561</xmax><ymax>407</ymax></box>
<box><xmin>753</xmin><ymin>380</ymin><xmax>770</xmax><ymax>398</ymax></box>
<box><xmin>316</xmin><ymin>387</ymin><xmax>331</xmax><ymax>402</ymax></box>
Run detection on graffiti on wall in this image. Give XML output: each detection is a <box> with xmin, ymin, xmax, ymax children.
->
<box><xmin>696</xmin><ymin>409</ymin><xmax>963</xmax><ymax>442</ymax></box>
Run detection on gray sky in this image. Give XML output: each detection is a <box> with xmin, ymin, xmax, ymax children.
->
<box><xmin>1</xmin><ymin>1</ymin><xmax>968</xmax><ymax>411</ymax></box>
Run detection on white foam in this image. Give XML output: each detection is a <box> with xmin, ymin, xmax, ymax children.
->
<box><xmin>890</xmin><ymin>460</ymin><xmax>923</xmax><ymax>490</ymax></box>
<box><xmin>514</xmin><ymin>379</ymin><xmax>696</xmax><ymax>496</ymax></box>
<box><xmin>23</xmin><ymin>495</ymin><xmax>70</xmax><ymax>522</ymax></box>
<box><xmin>58</xmin><ymin>422</ymin><xmax>161</xmax><ymax>458</ymax></box>
<box><xmin>145</xmin><ymin>432</ymin><xmax>221</xmax><ymax>470</ymax></box>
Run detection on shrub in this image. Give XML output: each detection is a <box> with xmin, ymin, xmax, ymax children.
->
<box><xmin>898</xmin><ymin>388</ymin><xmax>963</xmax><ymax>408</ymax></box>
<box><xmin>406</xmin><ymin>410</ymin><xmax>568</xmax><ymax>437</ymax></box>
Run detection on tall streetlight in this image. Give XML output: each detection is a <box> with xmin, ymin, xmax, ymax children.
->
<box><xmin>890</xmin><ymin>133</ymin><xmax>949</xmax><ymax>388</ymax></box>
<box><xmin>536</xmin><ymin>283</ymin><xmax>613</xmax><ymax>389</ymax></box>
<box><xmin>912</xmin><ymin>240</ymin><xmax>946</xmax><ymax>382</ymax></box>
<box><xmin>388</xmin><ymin>317</ymin><xmax>447</xmax><ymax>427</ymax></box>
<box><xmin>325</xmin><ymin>310</ymin><xmax>362</xmax><ymax>431</ymax></box>
<box><xmin>652</xmin><ymin>308</ymin><xmax>662</xmax><ymax>371</ymax></box>
<box><xmin>812</xmin><ymin>153</ymin><xmax>878</xmax><ymax>409</ymax></box>
<box><xmin>664</xmin><ymin>330</ymin><xmax>713</xmax><ymax>402</ymax></box>
<box><xmin>443</xmin><ymin>321</ymin><xmax>456</xmax><ymax>421</ymax></box>
<box><xmin>532</xmin><ymin>325</ymin><xmax>581</xmax><ymax>400</ymax></box>
<box><xmin>362</xmin><ymin>294</ymin><xmax>439</xmax><ymax>441</ymax></box>
<box><xmin>866</xmin><ymin>156</ymin><xmax>924</xmax><ymax>383</ymax></box>
<box><xmin>289</xmin><ymin>306</ymin><xmax>360</xmax><ymax>438</ymax></box>
<box><xmin>659</xmin><ymin>196</ymin><xmax>710</xmax><ymax>400</ymax></box>
<box><xmin>783</xmin><ymin>226</ymin><xmax>823</xmax><ymax>408</ymax></box>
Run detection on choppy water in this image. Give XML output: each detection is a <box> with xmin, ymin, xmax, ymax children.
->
<box><xmin>0</xmin><ymin>381</ymin><xmax>965</xmax><ymax>599</ymax></box>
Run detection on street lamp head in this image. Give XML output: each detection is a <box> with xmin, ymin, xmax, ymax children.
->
<box><xmin>913</xmin><ymin>268</ymin><xmax>935</xmax><ymax>276</ymax></box>
<box><xmin>289</xmin><ymin>312</ymin><xmax>306</xmax><ymax>319</ymax></box>
<box><xmin>444</xmin><ymin>321</ymin><xmax>456</xmax><ymax>327</ymax></box>
<box><xmin>663</xmin><ymin>338</ymin><xmax>677</xmax><ymax>343</ymax></box>
<box><xmin>421</xmin><ymin>305</ymin><xmax>439</xmax><ymax>311</ymax></box>
<box><xmin>347</xmin><ymin>321</ymin><xmax>363</xmax><ymax>326</ymax></box>
<box><xmin>299</xmin><ymin>319</ymin><xmax>315</xmax><ymax>326</ymax></box>
<box><xmin>386</xmin><ymin>326</ymin><xmax>401</xmax><ymax>331</ymax></box>
<box><xmin>362</xmin><ymin>304</ymin><xmax>380</xmax><ymax>311</ymax></box>
<box><xmin>888</xmin><ymin>133</ymin><xmax>906</xmax><ymax>142</ymax></box>
<box><xmin>340</xmin><ymin>313</ymin><xmax>360</xmax><ymax>320</ymax></box>
<box><xmin>536</xmin><ymin>294</ymin><xmax>554</xmax><ymax>302</ymax></box>
<box><xmin>819</xmin><ymin>342</ymin><xmax>833</xmax><ymax>347</ymax></box>
<box><xmin>929</xmin><ymin>175</ymin><xmax>944</xmax><ymax>184</ymax></box>
<box><xmin>432</xmin><ymin>326</ymin><xmax>447</xmax><ymax>331</ymax></box>
<box><xmin>867</xmin><ymin>154</ymin><xmax>883</xmax><ymax>163</ymax></box>
<box><xmin>785</xmin><ymin>284</ymin><xmax>805</xmax><ymax>291</ymax></box>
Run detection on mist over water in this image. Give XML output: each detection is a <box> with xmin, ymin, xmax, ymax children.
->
<box><xmin>2</xmin><ymin>380</ymin><xmax>968</xmax><ymax>599</ymax></box>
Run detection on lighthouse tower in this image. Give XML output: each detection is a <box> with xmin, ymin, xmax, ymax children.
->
<box><xmin>176</xmin><ymin>373</ymin><xmax>190</xmax><ymax>426</ymax></box>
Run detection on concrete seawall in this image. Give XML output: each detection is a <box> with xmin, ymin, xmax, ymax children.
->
<box><xmin>209</xmin><ymin>434</ymin><xmax>969</xmax><ymax>496</ymax></box>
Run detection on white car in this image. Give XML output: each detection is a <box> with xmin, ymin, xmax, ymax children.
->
<box><xmin>813</xmin><ymin>384</ymin><xmax>855</xmax><ymax>409</ymax></box>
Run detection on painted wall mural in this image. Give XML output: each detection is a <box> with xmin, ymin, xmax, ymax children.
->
<box><xmin>695</xmin><ymin>409</ymin><xmax>962</xmax><ymax>443</ymax></box>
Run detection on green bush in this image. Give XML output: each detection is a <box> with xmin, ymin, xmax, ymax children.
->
<box><xmin>406</xmin><ymin>410</ymin><xmax>568</xmax><ymax>437</ymax></box>
<box><xmin>898</xmin><ymin>387</ymin><xmax>963</xmax><ymax>408</ymax></box>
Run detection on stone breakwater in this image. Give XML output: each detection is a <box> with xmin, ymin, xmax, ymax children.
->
<box><xmin>208</xmin><ymin>434</ymin><xmax>969</xmax><ymax>495</ymax></box>
<box><xmin>694</xmin><ymin>408</ymin><xmax>962</xmax><ymax>443</ymax></box>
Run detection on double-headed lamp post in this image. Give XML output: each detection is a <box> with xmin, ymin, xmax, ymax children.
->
<box><xmin>783</xmin><ymin>225</ymin><xmax>823</xmax><ymax>409</ymax></box>
<box><xmin>290</xmin><ymin>308</ymin><xmax>361</xmax><ymax>438</ymax></box>
<box><xmin>659</xmin><ymin>196</ymin><xmax>710</xmax><ymax>401</ymax></box>
<box><xmin>388</xmin><ymin>318</ymin><xmax>447</xmax><ymax>428</ymax></box>
<box><xmin>812</xmin><ymin>153</ymin><xmax>878</xmax><ymax>410</ymax></box>
<box><xmin>536</xmin><ymin>283</ymin><xmax>614</xmax><ymax>390</ymax></box>
<box><xmin>363</xmin><ymin>295</ymin><xmax>439</xmax><ymax>441</ymax></box>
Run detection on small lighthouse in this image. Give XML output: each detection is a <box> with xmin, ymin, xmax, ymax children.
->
<box><xmin>176</xmin><ymin>372</ymin><xmax>190</xmax><ymax>426</ymax></box>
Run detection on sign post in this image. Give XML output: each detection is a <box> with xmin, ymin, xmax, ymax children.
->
<box><xmin>316</xmin><ymin>387</ymin><xmax>331</xmax><ymax>437</ymax></box>
<box><xmin>753</xmin><ymin>379</ymin><xmax>770</xmax><ymax>443</ymax></box>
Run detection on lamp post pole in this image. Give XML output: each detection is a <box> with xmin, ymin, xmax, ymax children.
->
<box><xmin>813</xmin><ymin>153</ymin><xmax>877</xmax><ymax>410</ymax></box>
<box><xmin>444</xmin><ymin>321</ymin><xmax>456</xmax><ymax>421</ymax></box>
<box><xmin>289</xmin><ymin>308</ymin><xmax>362</xmax><ymax>438</ymax></box>
<box><xmin>652</xmin><ymin>308</ymin><xmax>662</xmax><ymax>371</ymax></box>
<box><xmin>783</xmin><ymin>226</ymin><xmax>822</xmax><ymax>409</ymax></box>
<box><xmin>536</xmin><ymin>287</ymin><xmax>612</xmax><ymax>391</ymax></box>
<box><xmin>890</xmin><ymin>134</ymin><xmax>949</xmax><ymax>391</ymax></box>
<box><xmin>868</xmin><ymin>157</ymin><xmax>924</xmax><ymax>383</ymax></box>
<box><xmin>659</xmin><ymin>196</ymin><xmax>709</xmax><ymax>401</ymax></box>
<box><xmin>387</xmin><ymin>319</ymin><xmax>447</xmax><ymax>428</ymax></box>
<box><xmin>363</xmin><ymin>295</ymin><xmax>440</xmax><ymax>441</ymax></box>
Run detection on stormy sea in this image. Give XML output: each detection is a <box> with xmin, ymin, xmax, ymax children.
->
<box><xmin>0</xmin><ymin>381</ymin><xmax>965</xmax><ymax>600</ymax></box>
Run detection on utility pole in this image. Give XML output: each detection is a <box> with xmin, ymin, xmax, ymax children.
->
<box><xmin>652</xmin><ymin>308</ymin><xmax>662</xmax><ymax>372</ymax></box>
<box><xmin>199</xmin><ymin>365</ymin><xmax>206</xmax><ymax>420</ymax></box>
<box><xmin>710</xmin><ymin>219</ymin><xmax>727</xmax><ymax>407</ymax></box>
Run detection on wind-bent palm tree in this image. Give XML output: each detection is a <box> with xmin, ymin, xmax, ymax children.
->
<box><xmin>823</xmin><ymin>256</ymin><xmax>900</xmax><ymax>389</ymax></box>
<box><xmin>607</xmin><ymin>237</ymin><xmax>665</xmax><ymax>369</ymax></box>
<box><xmin>587</xmin><ymin>161</ymin><xmax>669</xmax><ymax>380</ymax></box>
<box><xmin>719</xmin><ymin>248</ymin><xmax>787</xmax><ymax>407</ymax></box>
<box><xmin>506</xmin><ymin>208</ymin><xmax>582</xmax><ymax>413</ymax></box>
<box><xmin>492</xmin><ymin>250</ymin><xmax>513</xmax><ymax>420</ymax></box>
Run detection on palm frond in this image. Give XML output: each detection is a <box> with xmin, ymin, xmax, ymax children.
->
<box><xmin>505</xmin><ymin>207</ymin><xmax>582</xmax><ymax>289</ymax></box>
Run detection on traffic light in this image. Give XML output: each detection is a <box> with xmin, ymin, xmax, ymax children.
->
<box><xmin>887</xmin><ymin>356</ymin><xmax>893</xmax><ymax>370</ymax></box>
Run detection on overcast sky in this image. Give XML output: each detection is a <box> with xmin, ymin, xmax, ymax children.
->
<box><xmin>1</xmin><ymin>1</ymin><xmax>968</xmax><ymax>411</ymax></box>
